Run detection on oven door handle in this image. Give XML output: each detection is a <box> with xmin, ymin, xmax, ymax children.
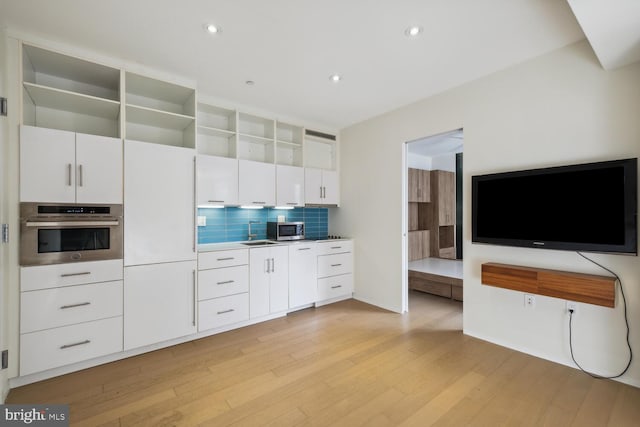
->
<box><xmin>25</xmin><ymin>220</ymin><xmax>120</xmax><ymax>227</ymax></box>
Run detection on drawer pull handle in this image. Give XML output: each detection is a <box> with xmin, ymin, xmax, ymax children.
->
<box><xmin>286</xmin><ymin>203</ymin><xmax>297</xmax><ymax>205</ymax></box>
<box><xmin>217</xmin><ymin>257</ymin><xmax>234</xmax><ymax>261</ymax></box>
<box><xmin>217</xmin><ymin>309</ymin><xmax>235</xmax><ymax>315</ymax></box>
<box><xmin>331</xmin><ymin>246</ymin><xmax>342</xmax><ymax>249</ymax></box>
<box><xmin>331</xmin><ymin>285</ymin><xmax>342</xmax><ymax>289</ymax></box>
<box><xmin>208</xmin><ymin>200</ymin><xmax>225</xmax><ymax>203</ymax></box>
<box><xmin>331</xmin><ymin>263</ymin><xmax>342</xmax><ymax>267</ymax></box>
<box><xmin>60</xmin><ymin>302</ymin><xmax>91</xmax><ymax>310</ymax></box>
<box><xmin>60</xmin><ymin>340</ymin><xmax>90</xmax><ymax>350</ymax></box>
<box><xmin>216</xmin><ymin>280</ymin><xmax>234</xmax><ymax>285</ymax></box>
<box><xmin>298</xmin><ymin>248</ymin><xmax>311</xmax><ymax>251</ymax></box>
<box><xmin>252</xmin><ymin>201</ymin><xmax>266</xmax><ymax>205</ymax></box>
<box><xmin>60</xmin><ymin>272</ymin><xmax>91</xmax><ymax>278</ymax></box>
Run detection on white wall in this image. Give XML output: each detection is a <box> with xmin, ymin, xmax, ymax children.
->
<box><xmin>431</xmin><ymin>152</ymin><xmax>457</xmax><ymax>172</ymax></box>
<box><xmin>407</xmin><ymin>153</ymin><xmax>432</xmax><ymax>170</ymax></box>
<box><xmin>0</xmin><ymin>28</ymin><xmax>9</xmax><ymax>402</ymax></box>
<box><xmin>335</xmin><ymin>40</ymin><xmax>640</xmax><ymax>387</ymax></box>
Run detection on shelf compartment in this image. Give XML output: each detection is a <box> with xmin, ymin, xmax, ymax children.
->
<box><xmin>197</xmin><ymin>126</ymin><xmax>236</xmax><ymax>158</ymax></box>
<box><xmin>126</xmin><ymin>104</ymin><xmax>194</xmax><ymax>130</ymax></box>
<box><xmin>276</xmin><ymin>122</ymin><xmax>303</xmax><ymax>145</ymax></box>
<box><xmin>238</xmin><ymin>134</ymin><xmax>274</xmax><ymax>164</ymax></box>
<box><xmin>23</xmin><ymin>82</ymin><xmax>120</xmax><ymax>120</ymax></box>
<box><xmin>126</xmin><ymin>120</ymin><xmax>195</xmax><ymax>148</ymax></box>
<box><xmin>304</xmin><ymin>133</ymin><xmax>337</xmax><ymax>170</ymax></box>
<box><xmin>125</xmin><ymin>72</ymin><xmax>196</xmax><ymax>116</ymax></box>
<box><xmin>481</xmin><ymin>263</ymin><xmax>615</xmax><ymax>308</ymax></box>
<box><xmin>23</xmin><ymin>44</ymin><xmax>120</xmax><ymax>101</ymax></box>
<box><xmin>198</xmin><ymin>104</ymin><xmax>236</xmax><ymax>132</ymax></box>
<box><xmin>238</xmin><ymin>113</ymin><xmax>274</xmax><ymax>140</ymax></box>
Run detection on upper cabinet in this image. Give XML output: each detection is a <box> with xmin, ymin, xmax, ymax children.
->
<box><xmin>20</xmin><ymin>125</ymin><xmax>122</xmax><ymax>204</ymax></box>
<box><xmin>408</xmin><ymin>168</ymin><xmax>430</xmax><ymax>203</ymax></box>
<box><xmin>197</xmin><ymin>155</ymin><xmax>239</xmax><ymax>207</ymax></box>
<box><xmin>124</xmin><ymin>72</ymin><xmax>196</xmax><ymax>148</ymax></box>
<box><xmin>22</xmin><ymin>43</ymin><xmax>121</xmax><ymax>138</ymax></box>
<box><xmin>304</xmin><ymin>130</ymin><xmax>337</xmax><ymax>171</ymax></box>
<box><xmin>276</xmin><ymin>122</ymin><xmax>303</xmax><ymax>167</ymax></box>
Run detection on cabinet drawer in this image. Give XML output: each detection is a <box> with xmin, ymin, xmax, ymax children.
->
<box><xmin>199</xmin><ymin>293</ymin><xmax>249</xmax><ymax>332</ymax></box>
<box><xmin>198</xmin><ymin>265</ymin><xmax>249</xmax><ymax>300</ymax></box>
<box><xmin>318</xmin><ymin>274</ymin><xmax>353</xmax><ymax>301</ymax></box>
<box><xmin>199</xmin><ymin>249</ymin><xmax>248</xmax><ymax>270</ymax></box>
<box><xmin>316</xmin><ymin>240</ymin><xmax>352</xmax><ymax>256</ymax></box>
<box><xmin>20</xmin><ymin>316</ymin><xmax>123</xmax><ymax>376</ymax></box>
<box><xmin>318</xmin><ymin>252</ymin><xmax>352</xmax><ymax>278</ymax></box>
<box><xmin>21</xmin><ymin>280</ymin><xmax>123</xmax><ymax>334</ymax></box>
<box><xmin>21</xmin><ymin>259</ymin><xmax>124</xmax><ymax>292</ymax></box>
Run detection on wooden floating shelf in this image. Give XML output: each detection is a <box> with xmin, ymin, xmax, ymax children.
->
<box><xmin>481</xmin><ymin>262</ymin><xmax>616</xmax><ymax>308</ymax></box>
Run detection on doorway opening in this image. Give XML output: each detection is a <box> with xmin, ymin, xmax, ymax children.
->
<box><xmin>403</xmin><ymin>129</ymin><xmax>463</xmax><ymax>315</ymax></box>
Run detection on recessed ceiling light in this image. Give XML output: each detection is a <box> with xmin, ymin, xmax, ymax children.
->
<box><xmin>205</xmin><ymin>24</ymin><xmax>220</xmax><ymax>34</ymax></box>
<box><xmin>405</xmin><ymin>26</ymin><xmax>423</xmax><ymax>37</ymax></box>
<box><xmin>329</xmin><ymin>74</ymin><xmax>342</xmax><ymax>83</ymax></box>
<box><xmin>245</xmin><ymin>80</ymin><xmax>255</xmax><ymax>86</ymax></box>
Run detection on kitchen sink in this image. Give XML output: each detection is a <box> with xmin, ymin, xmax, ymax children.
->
<box><xmin>242</xmin><ymin>241</ymin><xmax>278</xmax><ymax>246</ymax></box>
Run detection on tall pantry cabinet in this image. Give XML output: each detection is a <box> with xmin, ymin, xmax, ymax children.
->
<box><xmin>122</xmin><ymin>72</ymin><xmax>198</xmax><ymax>350</ymax></box>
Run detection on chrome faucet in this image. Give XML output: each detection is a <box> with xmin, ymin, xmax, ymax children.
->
<box><xmin>248</xmin><ymin>220</ymin><xmax>260</xmax><ymax>240</ymax></box>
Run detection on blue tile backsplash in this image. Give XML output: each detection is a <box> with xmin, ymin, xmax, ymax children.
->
<box><xmin>197</xmin><ymin>207</ymin><xmax>329</xmax><ymax>244</ymax></box>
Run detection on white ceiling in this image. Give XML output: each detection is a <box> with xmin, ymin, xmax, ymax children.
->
<box><xmin>567</xmin><ymin>0</ymin><xmax>640</xmax><ymax>70</ymax></box>
<box><xmin>0</xmin><ymin>0</ymin><xmax>587</xmax><ymax>130</ymax></box>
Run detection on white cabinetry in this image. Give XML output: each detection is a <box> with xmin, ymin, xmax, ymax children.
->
<box><xmin>197</xmin><ymin>155</ymin><xmax>239</xmax><ymax>206</ymax></box>
<box><xmin>276</xmin><ymin>165</ymin><xmax>304</xmax><ymax>207</ymax></box>
<box><xmin>124</xmin><ymin>140</ymin><xmax>196</xmax><ymax>265</ymax></box>
<box><xmin>124</xmin><ymin>260</ymin><xmax>197</xmax><ymax>350</ymax></box>
<box><xmin>20</xmin><ymin>125</ymin><xmax>122</xmax><ymax>203</ymax></box>
<box><xmin>239</xmin><ymin>160</ymin><xmax>276</xmax><ymax>207</ymax></box>
<box><xmin>249</xmin><ymin>245</ymin><xmax>288</xmax><ymax>318</ymax></box>
<box><xmin>198</xmin><ymin>249</ymin><xmax>249</xmax><ymax>331</ymax></box>
<box><xmin>305</xmin><ymin>168</ymin><xmax>339</xmax><ymax>206</ymax></box>
<box><xmin>317</xmin><ymin>241</ymin><xmax>353</xmax><ymax>304</ymax></box>
<box><xmin>288</xmin><ymin>243</ymin><xmax>317</xmax><ymax>309</ymax></box>
<box><xmin>19</xmin><ymin>260</ymin><xmax>123</xmax><ymax>375</ymax></box>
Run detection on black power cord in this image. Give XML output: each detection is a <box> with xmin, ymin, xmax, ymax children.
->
<box><xmin>568</xmin><ymin>252</ymin><xmax>633</xmax><ymax>379</ymax></box>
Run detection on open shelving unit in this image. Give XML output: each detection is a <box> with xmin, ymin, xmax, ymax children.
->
<box><xmin>197</xmin><ymin>103</ymin><xmax>237</xmax><ymax>158</ymax></box>
<box><xmin>275</xmin><ymin>122</ymin><xmax>303</xmax><ymax>167</ymax></box>
<box><xmin>125</xmin><ymin>72</ymin><xmax>196</xmax><ymax>148</ymax></box>
<box><xmin>22</xmin><ymin>43</ymin><xmax>121</xmax><ymax>138</ymax></box>
<box><xmin>304</xmin><ymin>130</ymin><xmax>337</xmax><ymax>170</ymax></box>
<box><xmin>237</xmin><ymin>113</ymin><xmax>275</xmax><ymax>163</ymax></box>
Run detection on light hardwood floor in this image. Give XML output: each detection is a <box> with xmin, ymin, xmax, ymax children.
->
<box><xmin>7</xmin><ymin>292</ymin><xmax>639</xmax><ymax>426</ymax></box>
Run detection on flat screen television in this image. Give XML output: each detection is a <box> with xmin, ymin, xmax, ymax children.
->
<box><xmin>472</xmin><ymin>158</ymin><xmax>637</xmax><ymax>254</ymax></box>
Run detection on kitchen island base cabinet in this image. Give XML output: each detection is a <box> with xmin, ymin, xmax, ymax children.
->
<box><xmin>124</xmin><ymin>261</ymin><xmax>197</xmax><ymax>350</ymax></box>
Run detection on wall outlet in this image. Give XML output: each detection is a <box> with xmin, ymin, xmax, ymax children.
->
<box><xmin>524</xmin><ymin>294</ymin><xmax>536</xmax><ymax>308</ymax></box>
<box><xmin>566</xmin><ymin>301</ymin><xmax>578</xmax><ymax>315</ymax></box>
<box><xmin>197</xmin><ymin>216</ymin><xmax>207</xmax><ymax>227</ymax></box>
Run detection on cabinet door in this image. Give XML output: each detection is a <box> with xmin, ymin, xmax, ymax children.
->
<box><xmin>434</xmin><ymin>170</ymin><xmax>455</xmax><ymax>225</ymax></box>
<box><xmin>408</xmin><ymin>168</ymin><xmax>420</xmax><ymax>202</ymax></box>
<box><xmin>20</xmin><ymin>125</ymin><xmax>76</xmax><ymax>203</ymax></box>
<box><xmin>276</xmin><ymin>165</ymin><xmax>304</xmax><ymax>207</ymax></box>
<box><xmin>304</xmin><ymin>168</ymin><xmax>323</xmax><ymax>205</ymax></box>
<box><xmin>124</xmin><ymin>140</ymin><xmax>196</xmax><ymax>266</ymax></box>
<box><xmin>269</xmin><ymin>245</ymin><xmax>289</xmax><ymax>313</ymax></box>
<box><xmin>249</xmin><ymin>247</ymin><xmax>270</xmax><ymax>318</ymax></box>
<box><xmin>76</xmin><ymin>133</ymin><xmax>123</xmax><ymax>204</ymax></box>
<box><xmin>289</xmin><ymin>243</ymin><xmax>317</xmax><ymax>308</ymax></box>
<box><xmin>123</xmin><ymin>261</ymin><xmax>197</xmax><ymax>350</ymax></box>
<box><xmin>239</xmin><ymin>160</ymin><xmax>275</xmax><ymax>207</ymax></box>
<box><xmin>197</xmin><ymin>155</ymin><xmax>238</xmax><ymax>206</ymax></box>
<box><xmin>321</xmin><ymin>169</ymin><xmax>340</xmax><ymax>206</ymax></box>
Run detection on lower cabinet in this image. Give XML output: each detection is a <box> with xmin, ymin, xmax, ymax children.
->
<box><xmin>198</xmin><ymin>249</ymin><xmax>250</xmax><ymax>331</ymax></box>
<box><xmin>288</xmin><ymin>243</ymin><xmax>317</xmax><ymax>309</ymax></box>
<box><xmin>20</xmin><ymin>317</ymin><xmax>122</xmax><ymax>376</ymax></box>
<box><xmin>317</xmin><ymin>241</ymin><xmax>354</xmax><ymax>303</ymax></box>
<box><xmin>124</xmin><ymin>260</ymin><xmax>197</xmax><ymax>350</ymax></box>
<box><xmin>249</xmin><ymin>245</ymin><xmax>289</xmax><ymax>318</ymax></box>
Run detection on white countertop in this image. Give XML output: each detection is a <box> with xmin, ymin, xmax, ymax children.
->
<box><xmin>198</xmin><ymin>238</ymin><xmax>352</xmax><ymax>253</ymax></box>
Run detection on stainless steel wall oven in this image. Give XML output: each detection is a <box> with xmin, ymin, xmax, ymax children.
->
<box><xmin>20</xmin><ymin>203</ymin><xmax>123</xmax><ymax>266</ymax></box>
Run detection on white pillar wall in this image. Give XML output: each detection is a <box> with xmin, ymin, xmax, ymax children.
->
<box><xmin>335</xmin><ymin>40</ymin><xmax>640</xmax><ymax>387</ymax></box>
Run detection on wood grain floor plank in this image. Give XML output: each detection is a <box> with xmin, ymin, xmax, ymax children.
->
<box><xmin>6</xmin><ymin>292</ymin><xmax>639</xmax><ymax>427</ymax></box>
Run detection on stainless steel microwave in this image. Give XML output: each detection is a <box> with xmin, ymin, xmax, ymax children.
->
<box><xmin>267</xmin><ymin>221</ymin><xmax>304</xmax><ymax>241</ymax></box>
<box><xmin>19</xmin><ymin>202</ymin><xmax>123</xmax><ymax>266</ymax></box>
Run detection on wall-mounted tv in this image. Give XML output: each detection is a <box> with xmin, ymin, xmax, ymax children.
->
<box><xmin>472</xmin><ymin>158</ymin><xmax>637</xmax><ymax>255</ymax></box>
